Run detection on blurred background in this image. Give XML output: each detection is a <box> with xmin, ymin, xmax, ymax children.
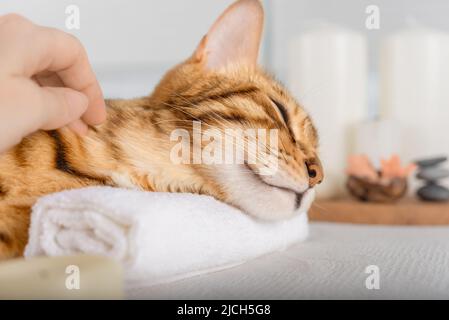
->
<box><xmin>1</xmin><ymin>0</ymin><xmax>449</xmax><ymax>200</ymax></box>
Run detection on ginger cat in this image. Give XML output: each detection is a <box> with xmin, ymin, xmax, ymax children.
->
<box><xmin>0</xmin><ymin>0</ymin><xmax>323</xmax><ymax>259</ymax></box>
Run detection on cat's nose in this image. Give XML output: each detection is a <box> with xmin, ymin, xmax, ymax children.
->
<box><xmin>306</xmin><ymin>158</ymin><xmax>324</xmax><ymax>188</ymax></box>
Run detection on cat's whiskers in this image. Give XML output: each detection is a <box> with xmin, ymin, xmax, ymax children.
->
<box><xmin>160</xmin><ymin>101</ymin><xmax>267</xmax><ymax>163</ymax></box>
<box><xmin>163</xmin><ymin>95</ymin><xmax>279</xmax><ymax>164</ymax></box>
<box><xmin>172</xmin><ymin>92</ymin><xmax>290</xmax><ymax>164</ymax></box>
<box><xmin>310</xmin><ymin>202</ymin><xmax>330</xmax><ymax>215</ymax></box>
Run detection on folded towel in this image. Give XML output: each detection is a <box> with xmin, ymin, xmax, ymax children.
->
<box><xmin>25</xmin><ymin>186</ymin><xmax>308</xmax><ymax>288</ymax></box>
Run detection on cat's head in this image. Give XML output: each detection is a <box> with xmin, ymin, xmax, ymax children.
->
<box><xmin>148</xmin><ymin>0</ymin><xmax>323</xmax><ymax>220</ymax></box>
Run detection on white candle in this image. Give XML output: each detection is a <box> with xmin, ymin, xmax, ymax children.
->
<box><xmin>288</xmin><ymin>25</ymin><xmax>368</xmax><ymax>199</ymax></box>
<box><xmin>380</xmin><ymin>26</ymin><xmax>449</xmax><ymax>164</ymax></box>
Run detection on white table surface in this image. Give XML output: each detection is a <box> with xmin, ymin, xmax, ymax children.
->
<box><xmin>127</xmin><ymin>222</ymin><xmax>449</xmax><ymax>299</ymax></box>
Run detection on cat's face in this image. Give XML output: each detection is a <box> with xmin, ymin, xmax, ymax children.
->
<box><xmin>150</xmin><ymin>0</ymin><xmax>323</xmax><ymax>220</ymax></box>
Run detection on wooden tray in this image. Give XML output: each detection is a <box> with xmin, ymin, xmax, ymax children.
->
<box><xmin>309</xmin><ymin>198</ymin><xmax>449</xmax><ymax>225</ymax></box>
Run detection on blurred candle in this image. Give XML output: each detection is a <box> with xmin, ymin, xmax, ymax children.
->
<box><xmin>288</xmin><ymin>25</ymin><xmax>367</xmax><ymax>199</ymax></box>
<box><xmin>380</xmin><ymin>26</ymin><xmax>449</xmax><ymax>163</ymax></box>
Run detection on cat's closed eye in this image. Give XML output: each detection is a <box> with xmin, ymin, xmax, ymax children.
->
<box><xmin>270</xmin><ymin>98</ymin><xmax>289</xmax><ymax>125</ymax></box>
<box><xmin>270</xmin><ymin>97</ymin><xmax>298</xmax><ymax>143</ymax></box>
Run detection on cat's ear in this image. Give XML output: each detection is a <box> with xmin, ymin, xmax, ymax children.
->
<box><xmin>192</xmin><ymin>0</ymin><xmax>264</xmax><ymax>70</ymax></box>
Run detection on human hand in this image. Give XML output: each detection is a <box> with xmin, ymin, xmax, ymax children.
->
<box><xmin>0</xmin><ymin>14</ymin><xmax>106</xmax><ymax>153</ymax></box>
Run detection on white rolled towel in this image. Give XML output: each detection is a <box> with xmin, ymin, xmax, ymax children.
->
<box><xmin>25</xmin><ymin>186</ymin><xmax>308</xmax><ymax>288</ymax></box>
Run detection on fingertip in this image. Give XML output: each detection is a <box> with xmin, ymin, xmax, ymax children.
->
<box><xmin>67</xmin><ymin>119</ymin><xmax>89</xmax><ymax>135</ymax></box>
<box><xmin>80</xmin><ymin>80</ymin><xmax>107</xmax><ymax>125</ymax></box>
<box><xmin>82</xmin><ymin>98</ymin><xmax>107</xmax><ymax>125</ymax></box>
<box><xmin>39</xmin><ymin>87</ymin><xmax>89</xmax><ymax>131</ymax></box>
<box><xmin>64</xmin><ymin>90</ymin><xmax>89</xmax><ymax>118</ymax></box>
